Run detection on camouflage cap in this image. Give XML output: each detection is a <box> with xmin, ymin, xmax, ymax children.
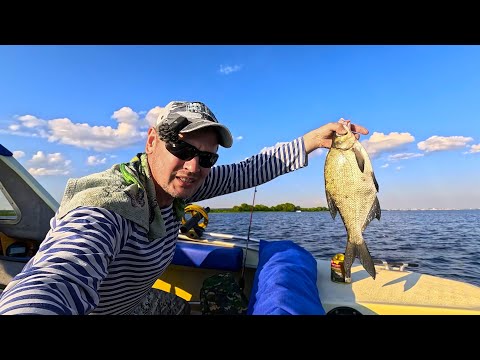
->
<box><xmin>156</xmin><ymin>101</ymin><xmax>233</xmax><ymax>148</ymax></box>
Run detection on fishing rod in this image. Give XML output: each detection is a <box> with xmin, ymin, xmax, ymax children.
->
<box><xmin>238</xmin><ymin>186</ymin><xmax>257</xmax><ymax>291</ymax></box>
<box><xmin>200</xmin><ymin>232</ymin><xmax>262</xmax><ymax>244</ymax></box>
<box><xmin>176</xmin><ymin>194</ymin><xmax>258</xmax><ymax>292</ymax></box>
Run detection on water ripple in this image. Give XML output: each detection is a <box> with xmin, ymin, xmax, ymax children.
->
<box><xmin>206</xmin><ymin>210</ymin><xmax>480</xmax><ymax>287</ymax></box>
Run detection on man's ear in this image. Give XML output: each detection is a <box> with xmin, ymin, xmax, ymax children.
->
<box><xmin>145</xmin><ymin>127</ymin><xmax>158</xmax><ymax>154</ymax></box>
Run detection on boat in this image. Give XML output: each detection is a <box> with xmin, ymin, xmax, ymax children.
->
<box><xmin>1</xmin><ymin>143</ymin><xmax>480</xmax><ymax>315</ymax></box>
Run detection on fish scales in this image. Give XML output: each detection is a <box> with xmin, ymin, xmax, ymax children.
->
<box><xmin>324</xmin><ymin>124</ymin><xmax>381</xmax><ymax>283</ymax></box>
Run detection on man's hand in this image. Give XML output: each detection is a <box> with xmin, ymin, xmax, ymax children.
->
<box><xmin>303</xmin><ymin>118</ymin><xmax>369</xmax><ymax>154</ymax></box>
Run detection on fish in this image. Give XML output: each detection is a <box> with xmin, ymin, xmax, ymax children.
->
<box><xmin>324</xmin><ymin>123</ymin><xmax>381</xmax><ymax>283</ymax></box>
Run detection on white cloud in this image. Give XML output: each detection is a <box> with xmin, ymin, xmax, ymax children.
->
<box><xmin>362</xmin><ymin>132</ymin><xmax>415</xmax><ymax>158</ymax></box>
<box><xmin>145</xmin><ymin>106</ymin><xmax>163</xmax><ymax>128</ymax></box>
<box><xmin>111</xmin><ymin>107</ymin><xmax>139</xmax><ymax>125</ymax></box>
<box><xmin>465</xmin><ymin>143</ymin><xmax>480</xmax><ymax>154</ymax></box>
<box><xmin>381</xmin><ymin>163</ymin><xmax>389</xmax><ymax>168</ymax></box>
<box><xmin>16</xmin><ymin>115</ymin><xmax>48</xmax><ymax>128</ymax></box>
<box><xmin>219</xmin><ymin>64</ymin><xmax>242</xmax><ymax>75</ymax></box>
<box><xmin>309</xmin><ymin>148</ymin><xmax>324</xmax><ymax>158</ymax></box>
<box><xmin>28</xmin><ymin>167</ymin><xmax>70</xmax><ymax>176</ymax></box>
<box><xmin>417</xmin><ymin>135</ymin><xmax>473</xmax><ymax>152</ymax></box>
<box><xmin>388</xmin><ymin>153</ymin><xmax>424</xmax><ymax>161</ymax></box>
<box><xmin>87</xmin><ymin>155</ymin><xmax>107</xmax><ymax>166</ymax></box>
<box><xmin>236</xmin><ymin>136</ymin><xmax>243</xmax><ymax>141</ymax></box>
<box><xmin>0</xmin><ymin>128</ymin><xmax>41</xmax><ymax>137</ymax></box>
<box><xmin>3</xmin><ymin>106</ymin><xmax>162</xmax><ymax>152</ymax></box>
<box><xmin>12</xmin><ymin>150</ymin><xmax>25</xmax><ymax>159</ymax></box>
<box><xmin>4</xmin><ymin>115</ymin><xmax>50</xmax><ymax>138</ymax></box>
<box><xmin>46</xmin><ymin>113</ymin><xmax>145</xmax><ymax>151</ymax></box>
<box><xmin>27</xmin><ymin>151</ymin><xmax>71</xmax><ymax>176</ymax></box>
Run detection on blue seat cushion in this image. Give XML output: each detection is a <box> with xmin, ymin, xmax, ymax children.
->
<box><xmin>172</xmin><ymin>241</ymin><xmax>243</xmax><ymax>271</ymax></box>
<box><xmin>247</xmin><ymin>240</ymin><xmax>325</xmax><ymax>315</ymax></box>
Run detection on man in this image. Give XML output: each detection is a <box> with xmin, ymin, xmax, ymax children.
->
<box><xmin>0</xmin><ymin>101</ymin><xmax>368</xmax><ymax>315</ymax></box>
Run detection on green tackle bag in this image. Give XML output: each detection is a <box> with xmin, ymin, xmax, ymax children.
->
<box><xmin>199</xmin><ymin>272</ymin><xmax>249</xmax><ymax>315</ymax></box>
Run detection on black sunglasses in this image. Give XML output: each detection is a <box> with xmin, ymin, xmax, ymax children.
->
<box><xmin>165</xmin><ymin>140</ymin><xmax>219</xmax><ymax>168</ymax></box>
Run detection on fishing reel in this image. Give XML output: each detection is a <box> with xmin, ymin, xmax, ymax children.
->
<box><xmin>180</xmin><ymin>204</ymin><xmax>210</xmax><ymax>239</ymax></box>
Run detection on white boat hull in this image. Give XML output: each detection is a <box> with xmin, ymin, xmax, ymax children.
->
<box><xmin>158</xmin><ymin>236</ymin><xmax>480</xmax><ymax>315</ymax></box>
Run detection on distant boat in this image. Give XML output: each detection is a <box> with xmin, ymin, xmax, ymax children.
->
<box><xmin>295</xmin><ymin>210</ymin><xmax>301</xmax><ymax>212</ymax></box>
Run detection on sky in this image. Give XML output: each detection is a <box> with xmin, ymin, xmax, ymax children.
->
<box><xmin>1</xmin><ymin>45</ymin><xmax>479</xmax><ymax>210</ymax></box>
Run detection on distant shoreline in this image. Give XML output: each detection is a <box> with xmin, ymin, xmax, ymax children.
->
<box><xmin>209</xmin><ymin>208</ymin><xmax>329</xmax><ymax>213</ymax></box>
<box><xmin>203</xmin><ymin>202</ymin><xmax>329</xmax><ymax>213</ymax></box>
<box><xmin>207</xmin><ymin>207</ymin><xmax>480</xmax><ymax>213</ymax></box>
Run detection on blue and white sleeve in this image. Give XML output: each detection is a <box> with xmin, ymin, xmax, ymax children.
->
<box><xmin>0</xmin><ymin>207</ymin><xmax>129</xmax><ymax>315</ymax></box>
<box><xmin>189</xmin><ymin>137</ymin><xmax>307</xmax><ymax>201</ymax></box>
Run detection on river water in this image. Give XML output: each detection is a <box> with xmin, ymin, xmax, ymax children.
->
<box><xmin>203</xmin><ymin>210</ymin><xmax>480</xmax><ymax>287</ymax></box>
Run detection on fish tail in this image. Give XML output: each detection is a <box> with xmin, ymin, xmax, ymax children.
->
<box><xmin>344</xmin><ymin>239</ymin><xmax>376</xmax><ymax>283</ymax></box>
<box><xmin>358</xmin><ymin>241</ymin><xmax>376</xmax><ymax>280</ymax></box>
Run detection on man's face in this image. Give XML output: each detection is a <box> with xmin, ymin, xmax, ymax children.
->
<box><xmin>146</xmin><ymin>127</ymin><xmax>219</xmax><ymax>207</ymax></box>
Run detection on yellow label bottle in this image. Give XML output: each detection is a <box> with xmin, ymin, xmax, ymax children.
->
<box><xmin>331</xmin><ymin>253</ymin><xmax>346</xmax><ymax>283</ymax></box>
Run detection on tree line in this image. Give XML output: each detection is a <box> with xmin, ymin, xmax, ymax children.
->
<box><xmin>209</xmin><ymin>202</ymin><xmax>329</xmax><ymax>213</ymax></box>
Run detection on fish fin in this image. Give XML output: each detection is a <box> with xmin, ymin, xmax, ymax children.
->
<box><xmin>344</xmin><ymin>240</ymin><xmax>376</xmax><ymax>282</ymax></box>
<box><xmin>343</xmin><ymin>241</ymin><xmax>356</xmax><ymax>283</ymax></box>
<box><xmin>325</xmin><ymin>191</ymin><xmax>338</xmax><ymax>220</ymax></box>
<box><xmin>353</xmin><ymin>146</ymin><xmax>365</xmax><ymax>173</ymax></box>
<box><xmin>362</xmin><ymin>197</ymin><xmax>381</xmax><ymax>231</ymax></box>
<box><xmin>372</xmin><ymin>171</ymin><xmax>379</xmax><ymax>192</ymax></box>
<box><xmin>357</xmin><ymin>241</ymin><xmax>376</xmax><ymax>280</ymax></box>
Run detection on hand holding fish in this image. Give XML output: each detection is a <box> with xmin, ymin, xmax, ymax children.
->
<box><xmin>303</xmin><ymin>118</ymin><xmax>369</xmax><ymax>154</ymax></box>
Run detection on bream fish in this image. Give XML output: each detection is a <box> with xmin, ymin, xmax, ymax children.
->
<box><xmin>324</xmin><ymin>124</ymin><xmax>380</xmax><ymax>283</ymax></box>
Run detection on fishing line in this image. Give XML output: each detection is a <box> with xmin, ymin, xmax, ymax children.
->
<box><xmin>239</xmin><ymin>186</ymin><xmax>257</xmax><ymax>291</ymax></box>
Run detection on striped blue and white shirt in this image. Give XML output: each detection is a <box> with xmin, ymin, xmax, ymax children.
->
<box><xmin>0</xmin><ymin>137</ymin><xmax>307</xmax><ymax>314</ymax></box>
